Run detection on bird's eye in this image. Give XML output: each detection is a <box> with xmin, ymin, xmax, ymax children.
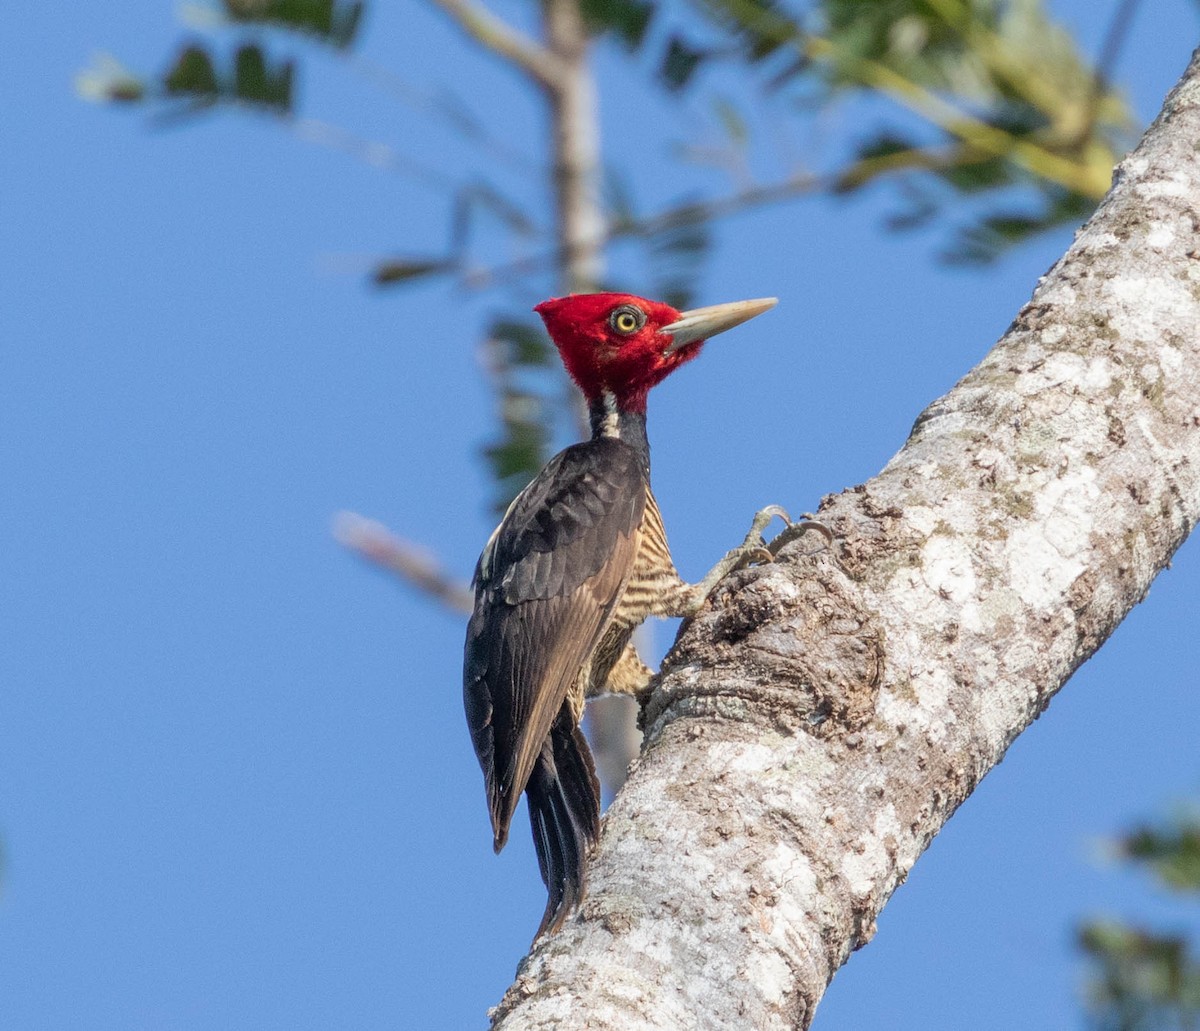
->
<box><xmin>609</xmin><ymin>305</ymin><xmax>645</xmax><ymax>335</ymax></box>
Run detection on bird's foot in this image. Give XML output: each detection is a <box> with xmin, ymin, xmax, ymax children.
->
<box><xmin>669</xmin><ymin>505</ymin><xmax>792</xmax><ymax>616</ymax></box>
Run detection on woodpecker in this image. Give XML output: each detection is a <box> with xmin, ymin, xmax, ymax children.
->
<box><xmin>463</xmin><ymin>292</ymin><xmax>787</xmax><ymax>939</ymax></box>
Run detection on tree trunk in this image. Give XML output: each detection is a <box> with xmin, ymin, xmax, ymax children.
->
<box><xmin>488</xmin><ymin>46</ymin><xmax>1200</xmax><ymax>1031</ymax></box>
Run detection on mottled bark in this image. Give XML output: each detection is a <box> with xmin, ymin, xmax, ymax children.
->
<box><xmin>489</xmin><ymin>48</ymin><xmax>1200</xmax><ymax>1031</ymax></box>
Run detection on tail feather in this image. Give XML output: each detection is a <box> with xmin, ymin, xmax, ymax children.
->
<box><xmin>554</xmin><ymin>719</ymin><xmax>601</xmax><ymax>839</ymax></box>
<box><xmin>524</xmin><ymin>713</ymin><xmax>601</xmax><ymax>939</ymax></box>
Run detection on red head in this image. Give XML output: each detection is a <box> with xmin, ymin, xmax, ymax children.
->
<box><xmin>534</xmin><ymin>292</ymin><xmax>777</xmax><ymax>414</ymax></box>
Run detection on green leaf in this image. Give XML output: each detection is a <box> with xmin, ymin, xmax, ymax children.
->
<box><xmin>1121</xmin><ymin>817</ymin><xmax>1200</xmax><ymax>893</ymax></box>
<box><xmin>944</xmin><ymin>211</ymin><xmax>1044</xmax><ymax>264</ymax></box>
<box><xmin>690</xmin><ymin>0</ymin><xmax>1131</xmax><ymax>261</ymax></box>
<box><xmin>484</xmin><ymin>415</ymin><xmax>548</xmax><ymax>482</ymax></box>
<box><xmin>944</xmin><ymin>189</ymin><xmax>1092</xmax><ymax>264</ymax></box>
<box><xmin>223</xmin><ymin>0</ymin><xmax>366</xmax><ymax>49</ymax></box>
<box><xmin>834</xmin><ymin>131</ymin><xmax>921</xmax><ymax>192</ymax></box>
<box><xmin>819</xmin><ymin>0</ymin><xmax>977</xmax><ymax>85</ymax></box>
<box><xmin>937</xmin><ymin>154</ymin><xmax>1015</xmax><ymax>194</ymax></box>
<box><xmin>855</xmin><ymin>132</ymin><xmax>919</xmax><ymax>162</ymax></box>
<box><xmin>660</xmin><ymin>36</ymin><xmax>707</xmax><ymax>91</ymax></box>
<box><xmin>335</xmin><ymin>0</ymin><xmax>365</xmax><ymax>46</ymax></box>
<box><xmin>713</xmin><ymin>97</ymin><xmax>748</xmax><ymax>149</ymax></box>
<box><xmin>480</xmin><ymin>315</ymin><xmax>563</xmax><ymax>512</ymax></box>
<box><xmin>159</xmin><ymin>42</ymin><xmax>293</xmax><ymax>114</ymax></box>
<box><xmin>483</xmin><ymin>392</ymin><xmax>553</xmax><ymax>513</ymax></box>
<box><xmin>580</xmin><ymin>0</ymin><xmax>654</xmax><ymax>48</ymax></box>
<box><xmin>233</xmin><ymin>44</ymin><xmax>294</xmax><ymax>112</ymax></box>
<box><xmin>1078</xmin><ymin>809</ymin><xmax>1200</xmax><ymax>1031</ymax></box>
<box><xmin>694</xmin><ymin>0</ymin><xmax>799</xmax><ymax>65</ymax></box>
<box><xmin>164</xmin><ymin>45</ymin><xmax>220</xmax><ymax>99</ymax></box>
<box><xmin>1079</xmin><ymin>921</ymin><xmax>1200</xmax><ymax>1031</ymax></box>
<box><xmin>372</xmin><ymin>258</ymin><xmax>456</xmax><ymax>286</ymax></box>
<box><xmin>490</xmin><ymin>320</ymin><xmax>554</xmax><ymax>368</ymax></box>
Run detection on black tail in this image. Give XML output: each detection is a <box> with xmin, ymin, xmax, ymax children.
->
<box><xmin>525</xmin><ymin>710</ymin><xmax>601</xmax><ymax>939</ymax></box>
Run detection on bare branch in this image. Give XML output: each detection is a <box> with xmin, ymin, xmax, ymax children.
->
<box><xmin>333</xmin><ymin>511</ymin><xmax>472</xmax><ymax>615</ymax></box>
<box><xmin>629</xmin><ymin>170</ymin><xmax>823</xmax><ymax>236</ymax></box>
<box><xmin>1096</xmin><ymin>0</ymin><xmax>1144</xmax><ymax>88</ymax></box>
<box><xmin>340</xmin><ymin>54</ymin><xmax>537</xmax><ymax>171</ymax></box>
<box><xmin>430</xmin><ymin>0</ymin><xmax>564</xmax><ymax>89</ymax></box>
<box><xmin>489</xmin><ymin>47</ymin><xmax>1200</xmax><ymax>1031</ymax></box>
<box><xmin>461</xmin><ymin>169</ymin><xmax>824</xmax><ymax>291</ymax></box>
<box><xmin>1088</xmin><ymin>0</ymin><xmax>1144</xmax><ymax>133</ymax></box>
<box><xmin>291</xmin><ymin>118</ymin><xmax>457</xmax><ymax>192</ymax></box>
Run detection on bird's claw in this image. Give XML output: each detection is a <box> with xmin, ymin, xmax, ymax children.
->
<box><xmin>741</xmin><ymin>506</ymin><xmax>835</xmax><ymax>560</ymax></box>
<box><xmin>740</xmin><ymin>505</ymin><xmax>792</xmax><ymax>550</ymax></box>
<box><xmin>747</xmin><ymin>546</ymin><xmax>775</xmax><ymax>566</ymax></box>
<box><xmin>752</xmin><ymin>504</ymin><xmax>792</xmax><ymax>531</ymax></box>
<box><xmin>767</xmin><ymin>517</ymin><xmax>834</xmax><ymax>556</ymax></box>
<box><xmin>722</xmin><ymin>506</ymin><xmax>794</xmax><ymax>572</ymax></box>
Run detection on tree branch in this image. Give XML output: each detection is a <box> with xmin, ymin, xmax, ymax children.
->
<box><xmin>459</xmin><ymin>169</ymin><xmax>825</xmax><ymax>291</ymax></box>
<box><xmin>291</xmin><ymin>118</ymin><xmax>457</xmax><ymax>191</ymax></box>
<box><xmin>488</xmin><ymin>46</ymin><xmax>1200</xmax><ymax>1030</ymax></box>
<box><xmin>714</xmin><ymin>0</ymin><xmax>1117</xmax><ymax>196</ymax></box>
<box><xmin>430</xmin><ymin>0</ymin><xmax>564</xmax><ymax>89</ymax></box>
<box><xmin>803</xmin><ymin>32</ymin><xmax>1113</xmax><ymax>196</ymax></box>
<box><xmin>333</xmin><ymin>511</ymin><xmax>472</xmax><ymax>614</ymax></box>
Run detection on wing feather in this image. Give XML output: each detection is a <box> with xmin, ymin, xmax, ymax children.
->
<box><xmin>463</xmin><ymin>438</ymin><xmax>646</xmax><ymax>846</ymax></box>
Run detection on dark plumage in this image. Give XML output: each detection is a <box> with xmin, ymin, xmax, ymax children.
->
<box><xmin>464</xmin><ymin>442</ymin><xmax>644</xmax><ymax>836</ymax></box>
<box><xmin>463</xmin><ymin>292</ymin><xmax>781</xmax><ymax>938</ymax></box>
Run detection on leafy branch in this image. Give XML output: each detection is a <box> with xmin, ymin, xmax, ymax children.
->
<box><xmin>1080</xmin><ymin>811</ymin><xmax>1200</xmax><ymax>1031</ymax></box>
<box><xmin>79</xmin><ymin>0</ymin><xmax>1144</xmax><ymax>600</ymax></box>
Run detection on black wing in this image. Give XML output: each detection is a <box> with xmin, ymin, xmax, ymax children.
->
<box><xmin>463</xmin><ymin>437</ymin><xmax>646</xmax><ymax>849</ymax></box>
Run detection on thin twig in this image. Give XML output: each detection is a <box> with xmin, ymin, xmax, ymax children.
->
<box><xmin>430</xmin><ymin>0</ymin><xmax>564</xmax><ymax>88</ymax></box>
<box><xmin>333</xmin><ymin>511</ymin><xmax>473</xmax><ymax>614</ymax></box>
<box><xmin>341</xmin><ymin>53</ymin><xmax>536</xmax><ymax>171</ymax></box>
<box><xmin>1095</xmin><ymin>0</ymin><xmax>1142</xmax><ymax>88</ymax></box>
<box><xmin>632</xmin><ymin>170</ymin><xmax>824</xmax><ymax>235</ymax></box>
<box><xmin>460</xmin><ymin>169</ymin><xmax>824</xmax><ymax>291</ymax></box>
<box><xmin>1088</xmin><ymin>0</ymin><xmax>1142</xmax><ymax>131</ymax></box>
<box><xmin>291</xmin><ymin>118</ymin><xmax>457</xmax><ymax>192</ymax></box>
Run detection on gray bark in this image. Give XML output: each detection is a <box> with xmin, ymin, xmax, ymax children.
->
<box><xmin>489</xmin><ymin>47</ymin><xmax>1200</xmax><ymax>1031</ymax></box>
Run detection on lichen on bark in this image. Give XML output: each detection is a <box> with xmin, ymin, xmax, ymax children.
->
<box><xmin>490</xmin><ymin>46</ymin><xmax>1200</xmax><ymax>1031</ymax></box>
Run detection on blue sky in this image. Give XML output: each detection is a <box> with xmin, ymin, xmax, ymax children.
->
<box><xmin>3</xmin><ymin>2</ymin><xmax>1199</xmax><ymax>1028</ymax></box>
